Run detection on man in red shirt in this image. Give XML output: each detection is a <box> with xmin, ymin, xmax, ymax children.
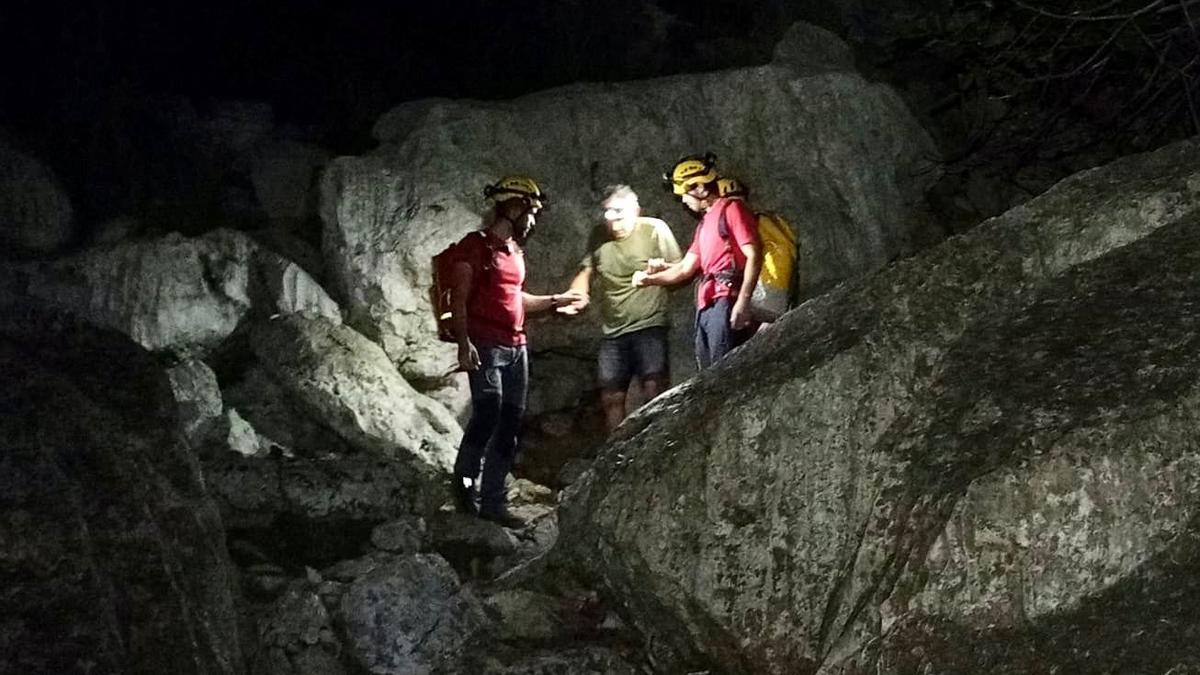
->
<box><xmin>635</xmin><ymin>154</ymin><xmax>762</xmax><ymax>368</ymax></box>
<box><xmin>449</xmin><ymin>176</ymin><xmax>584</xmax><ymax>528</ymax></box>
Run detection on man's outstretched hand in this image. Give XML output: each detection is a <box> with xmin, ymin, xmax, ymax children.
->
<box><xmin>554</xmin><ymin>289</ymin><xmax>588</xmax><ymax>315</ymax></box>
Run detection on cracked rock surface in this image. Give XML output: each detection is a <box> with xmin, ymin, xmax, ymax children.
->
<box><xmin>0</xmin><ymin>308</ymin><xmax>243</xmax><ymax>674</ymax></box>
<box><xmin>557</xmin><ymin>138</ymin><xmax>1200</xmax><ymax>674</ymax></box>
<box><xmin>0</xmin><ymin>229</ymin><xmax>340</xmax><ymax>356</ymax></box>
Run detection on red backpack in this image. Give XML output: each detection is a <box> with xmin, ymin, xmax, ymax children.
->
<box><xmin>429</xmin><ymin>231</ymin><xmax>489</xmax><ymax>343</ymax></box>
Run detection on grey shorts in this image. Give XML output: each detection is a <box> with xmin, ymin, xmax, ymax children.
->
<box><xmin>597</xmin><ymin>326</ymin><xmax>669</xmax><ymax>390</ymax></box>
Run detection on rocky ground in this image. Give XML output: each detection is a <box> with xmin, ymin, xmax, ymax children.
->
<box><xmin>3</xmin><ymin>18</ymin><xmax>1200</xmax><ymax>675</ymax></box>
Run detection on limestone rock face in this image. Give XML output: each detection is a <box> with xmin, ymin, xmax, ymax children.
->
<box><xmin>0</xmin><ymin>308</ymin><xmax>243</xmax><ymax>674</ymax></box>
<box><xmin>321</xmin><ymin>34</ymin><xmax>937</xmax><ymax>386</ymax></box>
<box><xmin>207</xmin><ymin>450</ymin><xmax>432</xmax><ymax>531</ymax></box>
<box><xmin>251</xmin><ymin>584</ymin><xmax>346</xmax><ymax>675</ymax></box>
<box><xmin>167</xmin><ymin>358</ymin><xmax>226</xmax><ymax>447</ymax></box>
<box><xmin>772</xmin><ymin>21</ymin><xmax>856</xmax><ymax>73</ymax></box>
<box><xmin>470</xmin><ymin>647</ymin><xmax>641</xmax><ymax>675</ymax></box>
<box><xmin>370</xmin><ymin>516</ymin><xmax>427</xmax><ymax>554</ymax></box>
<box><xmin>339</xmin><ymin>554</ymin><xmax>489</xmax><ymax>675</ymax></box>
<box><xmin>483</xmin><ymin>589</ymin><xmax>571</xmax><ymax>643</ymax></box>
<box><xmin>558</xmin><ymin>138</ymin><xmax>1200</xmax><ymax>673</ymax></box>
<box><xmin>247</xmin><ymin>314</ymin><xmax>460</xmax><ymax>471</ymax></box>
<box><xmin>0</xmin><ymin>137</ymin><xmax>75</xmax><ymax>255</ymax></box>
<box><xmin>0</xmin><ymin>229</ymin><xmax>340</xmax><ymax>356</ymax></box>
<box><xmin>224</xmin><ymin>407</ymin><xmax>271</xmax><ymax>457</ymax></box>
<box><xmin>223</xmin><ymin>364</ymin><xmax>357</xmax><ymax>458</ymax></box>
<box><xmin>428</xmin><ymin>513</ymin><xmax>519</xmax><ymax>576</ymax></box>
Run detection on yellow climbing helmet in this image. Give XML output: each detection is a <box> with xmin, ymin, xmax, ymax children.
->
<box><xmin>484</xmin><ymin>176</ymin><xmax>546</xmax><ymax>208</ymax></box>
<box><xmin>717</xmin><ymin>176</ymin><xmax>749</xmax><ymax>199</ymax></box>
<box><xmin>665</xmin><ymin>152</ymin><xmax>718</xmax><ymax>195</ymax></box>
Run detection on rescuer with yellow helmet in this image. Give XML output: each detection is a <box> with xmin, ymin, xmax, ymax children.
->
<box><xmin>446</xmin><ymin>175</ymin><xmax>583</xmax><ymax>528</ymax></box>
<box><xmin>482</xmin><ymin>175</ymin><xmax>546</xmax><ymax>244</ymax></box>
<box><xmin>667</xmin><ymin>152</ymin><xmax>720</xmax><ymax>196</ymax></box>
<box><xmin>635</xmin><ymin>153</ymin><xmax>763</xmax><ymax>368</ymax></box>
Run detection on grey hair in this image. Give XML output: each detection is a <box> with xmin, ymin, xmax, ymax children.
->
<box><xmin>602</xmin><ymin>184</ymin><xmax>639</xmax><ymax>205</ymax></box>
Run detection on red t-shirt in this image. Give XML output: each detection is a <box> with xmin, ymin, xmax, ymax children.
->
<box><xmin>457</xmin><ymin>231</ymin><xmax>527</xmax><ymax>347</ymax></box>
<box><xmin>687</xmin><ymin>198</ymin><xmax>760</xmax><ymax>310</ymax></box>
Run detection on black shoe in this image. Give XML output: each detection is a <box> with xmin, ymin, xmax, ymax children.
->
<box><xmin>453</xmin><ymin>476</ymin><xmax>478</xmax><ymax>515</ymax></box>
<box><xmin>478</xmin><ymin>506</ymin><xmax>527</xmax><ymax>529</ymax></box>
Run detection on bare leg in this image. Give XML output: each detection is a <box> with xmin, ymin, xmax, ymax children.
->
<box><xmin>601</xmin><ymin>387</ymin><xmax>627</xmax><ymax>434</ymax></box>
<box><xmin>641</xmin><ymin>374</ymin><xmax>670</xmax><ymax>402</ymax></box>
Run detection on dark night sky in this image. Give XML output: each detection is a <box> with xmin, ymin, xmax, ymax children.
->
<box><xmin>0</xmin><ymin>0</ymin><xmax>778</xmax><ymax>223</ymax></box>
<box><xmin>0</xmin><ymin>0</ymin><xmax>767</xmax><ymax>144</ymax></box>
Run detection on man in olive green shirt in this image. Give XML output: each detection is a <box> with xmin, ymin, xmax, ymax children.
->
<box><xmin>567</xmin><ymin>185</ymin><xmax>682</xmax><ymax>432</ymax></box>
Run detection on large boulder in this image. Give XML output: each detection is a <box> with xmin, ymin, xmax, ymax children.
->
<box><xmin>469</xmin><ymin>647</ymin><xmax>642</xmax><ymax>675</ymax></box>
<box><xmin>248</xmin><ymin>551</ymin><xmax>637</xmax><ymax>675</ymax></box>
<box><xmin>209</xmin><ymin>453</ymin><xmax>431</xmax><ymax>529</ymax></box>
<box><xmin>222</xmin><ymin>363</ymin><xmax>358</xmax><ymax>458</ymax></box>
<box><xmin>339</xmin><ymin>554</ymin><xmax>489</xmax><ymax>675</ymax></box>
<box><xmin>557</xmin><ymin>137</ymin><xmax>1200</xmax><ymax>673</ymax></box>
<box><xmin>205</xmin><ymin>315</ymin><xmax>465</xmax><ymax>561</ymax></box>
<box><xmin>321</xmin><ymin>29</ymin><xmax>937</xmax><ymax>391</ymax></box>
<box><xmin>0</xmin><ymin>306</ymin><xmax>243</xmax><ymax>674</ymax></box>
<box><xmin>0</xmin><ymin>137</ymin><xmax>75</xmax><ymax>256</ymax></box>
<box><xmin>251</xmin><ymin>583</ymin><xmax>347</xmax><ymax>675</ymax></box>
<box><xmin>247</xmin><ymin>314</ymin><xmax>460</xmax><ymax>470</ymax></box>
<box><xmin>0</xmin><ymin>228</ymin><xmax>340</xmax><ymax>356</ymax></box>
<box><xmin>167</xmin><ymin>357</ymin><xmax>226</xmax><ymax>447</ymax></box>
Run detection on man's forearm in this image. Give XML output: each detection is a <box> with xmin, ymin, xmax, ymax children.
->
<box><xmin>737</xmin><ymin>250</ymin><xmax>762</xmax><ymax>304</ymax></box>
<box><xmin>645</xmin><ymin>263</ymin><xmax>688</xmax><ymax>286</ymax></box>
<box><xmin>569</xmin><ymin>268</ymin><xmax>591</xmax><ymax>296</ymax></box>
<box><xmin>450</xmin><ymin>262</ymin><xmax>474</xmax><ymax>348</ymax></box>
<box><xmin>452</xmin><ymin>302</ymin><xmax>471</xmax><ymax>347</ymax></box>
<box><xmin>523</xmin><ymin>292</ymin><xmax>560</xmax><ymax>313</ymax></box>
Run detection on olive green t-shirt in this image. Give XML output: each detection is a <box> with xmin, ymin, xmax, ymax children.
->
<box><xmin>581</xmin><ymin>217</ymin><xmax>683</xmax><ymax>337</ymax></box>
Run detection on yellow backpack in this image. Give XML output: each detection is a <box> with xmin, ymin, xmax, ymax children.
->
<box><xmin>717</xmin><ymin>205</ymin><xmax>798</xmax><ymax>322</ymax></box>
<box><xmin>751</xmin><ymin>212</ymin><xmax>797</xmax><ymax>321</ymax></box>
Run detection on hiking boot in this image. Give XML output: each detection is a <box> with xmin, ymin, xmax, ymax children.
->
<box><xmin>478</xmin><ymin>506</ymin><xmax>527</xmax><ymax>529</ymax></box>
<box><xmin>452</xmin><ymin>476</ymin><xmax>478</xmax><ymax>516</ymax></box>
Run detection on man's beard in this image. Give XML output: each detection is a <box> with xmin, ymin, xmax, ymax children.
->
<box><xmin>515</xmin><ymin>220</ymin><xmax>535</xmax><ymax>245</ymax></box>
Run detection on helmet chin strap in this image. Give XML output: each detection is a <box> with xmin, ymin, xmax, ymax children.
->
<box><xmin>496</xmin><ymin>200</ymin><xmax>536</xmax><ymax>243</ymax></box>
<box><xmin>514</xmin><ymin>207</ymin><xmax>535</xmax><ymax>244</ymax></box>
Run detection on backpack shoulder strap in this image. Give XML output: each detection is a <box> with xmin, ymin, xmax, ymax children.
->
<box><xmin>464</xmin><ymin>230</ymin><xmax>491</xmax><ymax>268</ymax></box>
<box><xmin>710</xmin><ymin>200</ymin><xmax>749</xmax><ymax>278</ymax></box>
<box><xmin>716</xmin><ymin>200</ymin><xmax>732</xmax><ymax>241</ymax></box>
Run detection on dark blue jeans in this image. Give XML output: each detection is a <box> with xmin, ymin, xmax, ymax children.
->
<box><xmin>695</xmin><ymin>297</ymin><xmax>754</xmax><ymax>369</ymax></box>
<box><xmin>454</xmin><ymin>344</ymin><xmax>528</xmax><ymax>513</ymax></box>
